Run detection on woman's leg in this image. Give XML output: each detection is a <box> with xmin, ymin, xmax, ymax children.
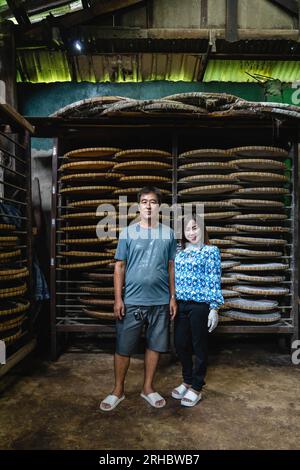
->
<box><xmin>174</xmin><ymin>301</ymin><xmax>193</xmax><ymax>386</ymax></box>
<box><xmin>189</xmin><ymin>302</ymin><xmax>209</xmax><ymax>392</ymax></box>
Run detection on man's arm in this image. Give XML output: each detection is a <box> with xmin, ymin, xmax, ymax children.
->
<box><xmin>168</xmin><ymin>260</ymin><xmax>177</xmax><ymax>320</ymax></box>
<box><xmin>114</xmin><ymin>260</ymin><xmax>126</xmax><ymax>320</ymax></box>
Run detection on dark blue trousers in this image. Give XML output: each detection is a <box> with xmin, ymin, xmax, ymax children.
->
<box><xmin>174</xmin><ymin>300</ymin><xmax>210</xmax><ymax>392</ymax></box>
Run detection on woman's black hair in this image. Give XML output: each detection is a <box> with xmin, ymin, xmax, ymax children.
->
<box><xmin>137</xmin><ymin>186</ymin><xmax>162</xmax><ymax>205</ymax></box>
<box><xmin>179</xmin><ymin>213</ymin><xmax>210</xmax><ymax>250</ymax></box>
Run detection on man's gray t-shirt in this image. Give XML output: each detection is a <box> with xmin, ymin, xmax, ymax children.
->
<box><xmin>114</xmin><ymin>222</ymin><xmax>177</xmax><ymax>306</ymax></box>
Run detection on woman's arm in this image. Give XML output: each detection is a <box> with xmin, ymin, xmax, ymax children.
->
<box><xmin>206</xmin><ymin>246</ymin><xmax>224</xmax><ymax>310</ymax></box>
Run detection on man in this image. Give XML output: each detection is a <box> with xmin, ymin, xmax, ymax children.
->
<box><xmin>100</xmin><ymin>186</ymin><xmax>177</xmax><ymax>411</ymax></box>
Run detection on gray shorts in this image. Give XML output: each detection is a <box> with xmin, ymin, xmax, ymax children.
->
<box><xmin>116</xmin><ymin>304</ymin><xmax>170</xmax><ymax>356</ymax></box>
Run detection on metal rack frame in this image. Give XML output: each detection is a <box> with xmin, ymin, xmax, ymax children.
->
<box><xmin>45</xmin><ymin>115</ymin><xmax>299</xmax><ymax>359</ymax></box>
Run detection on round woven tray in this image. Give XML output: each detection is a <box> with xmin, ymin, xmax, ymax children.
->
<box><xmin>237</xmin><ymin>187</ymin><xmax>289</xmax><ymax>195</ymax></box>
<box><xmin>234</xmin><ymin>262</ymin><xmax>289</xmax><ymax>271</ymax></box>
<box><xmin>0</xmin><ymin>236</ymin><xmax>18</xmax><ymax>243</ymax></box>
<box><xmin>203</xmin><ymin>211</ymin><xmax>240</xmax><ymax>220</ymax></box>
<box><xmin>222</xmin><ymin>289</ymin><xmax>238</xmax><ymax>298</ymax></box>
<box><xmin>114</xmin><ymin>149</ymin><xmax>171</xmax><ymax>160</ymax></box>
<box><xmin>0</xmin><ymin>315</ymin><xmax>25</xmax><ymax>332</ymax></box>
<box><xmin>59</xmin><ymin>259</ymin><xmax>114</xmax><ymax>269</ymax></box>
<box><xmin>59</xmin><ymin>250</ymin><xmax>114</xmax><ymax>258</ymax></box>
<box><xmin>178</xmin><ymin>184</ymin><xmax>241</xmax><ymax>196</ymax></box>
<box><xmin>235</xmin><ymin>273</ymin><xmax>285</xmax><ymax>283</ymax></box>
<box><xmin>64</xmin><ymin>147</ymin><xmax>121</xmax><ymax>158</ymax></box>
<box><xmin>0</xmin><ymin>267</ymin><xmax>29</xmax><ymax>280</ymax></box>
<box><xmin>207</xmin><ymin>226</ymin><xmax>237</xmax><ymax>233</ymax></box>
<box><xmin>119</xmin><ymin>175</ymin><xmax>172</xmax><ymax>183</ymax></box>
<box><xmin>178</xmin><ymin>161</ymin><xmax>233</xmax><ymax>170</ymax></box>
<box><xmin>0</xmin><ymin>300</ymin><xmax>30</xmax><ymax>317</ymax></box>
<box><xmin>0</xmin><ymin>283</ymin><xmax>27</xmax><ymax>298</ymax></box>
<box><xmin>231</xmin><ymin>285</ymin><xmax>289</xmax><ymax>296</ymax></box>
<box><xmin>113</xmin><ymin>161</ymin><xmax>172</xmax><ymax>171</ymax></box>
<box><xmin>59</xmin><ymin>172</ymin><xmax>124</xmax><ymax>182</ymax></box>
<box><xmin>225</xmin><ymin>236</ymin><xmax>287</xmax><ymax>245</ymax></box>
<box><xmin>210</xmin><ymin>239</ymin><xmax>235</xmax><ymax>246</ymax></box>
<box><xmin>114</xmin><ymin>187</ymin><xmax>171</xmax><ymax>195</ymax></box>
<box><xmin>231</xmin><ymin>214</ymin><xmax>287</xmax><ymax>221</ymax></box>
<box><xmin>60</xmin><ymin>185</ymin><xmax>119</xmax><ymax>195</ymax></box>
<box><xmin>61</xmin><ymin>224</ymin><xmax>120</xmax><ymax>232</ymax></box>
<box><xmin>183</xmin><ymin>201</ymin><xmax>236</xmax><ymax>208</ymax></box>
<box><xmin>0</xmin><ymin>223</ymin><xmax>16</xmax><ymax>231</ymax></box>
<box><xmin>2</xmin><ymin>330</ymin><xmax>22</xmax><ymax>345</ymax></box>
<box><xmin>221</xmin><ymin>261</ymin><xmax>240</xmax><ymax>270</ymax></box>
<box><xmin>0</xmin><ymin>249</ymin><xmax>21</xmax><ymax>260</ymax></box>
<box><xmin>62</xmin><ymin>237</ymin><xmax>116</xmax><ymax>244</ymax></box>
<box><xmin>179</xmin><ymin>174</ymin><xmax>237</xmax><ymax>183</ymax></box>
<box><xmin>60</xmin><ymin>212</ymin><xmax>136</xmax><ymax>220</ymax></box>
<box><xmin>223</xmin><ymin>297</ymin><xmax>278</xmax><ymax>311</ymax></box>
<box><xmin>179</xmin><ymin>149</ymin><xmax>229</xmax><ymax>158</ymax></box>
<box><xmin>67</xmin><ymin>199</ymin><xmax>119</xmax><ymax>208</ymax></box>
<box><xmin>230</xmin><ymin>158</ymin><xmax>287</xmax><ymax>170</ymax></box>
<box><xmin>229</xmin><ymin>198</ymin><xmax>284</xmax><ymax>208</ymax></box>
<box><xmin>230</xmin><ymin>171</ymin><xmax>289</xmax><ymax>183</ymax></box>
<box><xmin>230</xmin><ymin>224</ymin><xmax>289</xmax><ymax>233</ymax></box>
<box><xmin>218</xmin><ymin>314</ymin><xmax>236</xmax><ymax>323</ymax></box>
<box><xmin>79</xmin><ymin>285</ymin><xmax>115</xmax><ymax>294</ymax></box>
<box><xmin>221</xmin><ymin>248</ymin><xmax>282</xmax><ymax>257</ymax></box>
<box><xmin>83</xmin><ymin>308</ymin><xmax>115</xmax><ymax>321</ymax></box>
<box><xmin>221</xmin><ymin>310</ymin><xmax>281</xmax><ymax>323</ymax></box>
<box><xmin>84</xmin><ymin>272</ymin><xmax>114</xmax><ymax>281</ymax></box>
<box><xmin>60</xmin><ymin>160</ymin><xmax>115</xmax><ymax>171</ymax></box>
<box><xmin>228</xmin><ymin>146</ymin><xmax>288</xmax><ymax>158</ymax></box>
<box><xmin>221</xmin><ymin>274</ymin><xmax>238</xmax><ymax>284</ymax></box>
<box><xmin>80</xmin><ymin>298</ymin><xmax>114</xmax><ymax>306</ymax></box>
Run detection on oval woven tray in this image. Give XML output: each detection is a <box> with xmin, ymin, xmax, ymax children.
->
<box><xmin>60</xmin><ymin>185</ymin><xmax>119</xmax><ymax>195</ymax></box>
<box><xmin>83</xmin><ymin>308</ymin><xmax>115</xmax><ymax>321</ymax></box>
<box><xmin>79</xmin><ymin>285</ymin><xmax>115</xmax><ymax>294</ymax></box>
<box><xmin>183</xmin><ymin>201</ymin><xmax>236</xmax><ymax>208</ymax></box>
<box><xmin>59</xmin><ymin>250</ymin><xmax>114</xmax><ymax>258</ymax></box>
<box><xmin>113</xmin><ymin>161</ymin><xmax>172</xmax><ymax>171</ymax></box>
<box><xmin>237</xmin><ymin>187</ymin><xmax>289</xmax><ymax>195</ymax></box>
<box><xmin>231</xmin><ymin>214</ymin><xmax>287</xmax><ymax>221</ymax></box>
<box><xmin>225</xmin><ymin>236</ymin><xmax>287</xmax><ymax>245</ymax></box>
<box><xmin>0</xmin><ymin>283</ymin><xmax>27</xmax><ymax>298</ymax></box>
<box><xmin>2</xmin><ymin>330</ymin><xmax>22</xmax><ymax>345</ymax></box>
<box><xmin>84</xmin><ymin>272</ymin><xmax>114</xmax><ymax>281</ymax></box>
<box><xmin>230</xmin><ymin>171</ymin><xmax>289</xmax><ymax>182</ymax></box>
<box><xmin>222</xmin><ymin>289</ymin><xmax>238</xmax><ymax>298</ymax></box>
<box><xmin>62</xmin><ymin>237</ymin><xmax>116</xmax><ymax>244</ymax></box>
<box><xmin>114</xmin><ymin>187</ymin><xmax>171</xmax><ymax>195</ymax></box>
<box><xmin>223</xmin><ymin>297</ymin><xmax>278</xmax><ymax>311</ymax></box>
<box><xmin>0</xmin><ymin>315</ymin><xmax>25</xmax><ymax>332</ymax></box>
<box><xmin>230</xmin><ymin>224</ymin><xmax>289</xmax><ymax>233</ymax></box>
<box><xmin>61</xmin><ymin>224</ymin><xmax>121</xmax><ymax>232</ymax></box>
<box><xmin>0</xmin><ymin>223</ymin><xmax>16</xmax><ymax>231</ymax></box>
<box><xmin>234</xmin><ymin>263</ymin><xmax>289</xmax><ymax>271</ymax></box>
<box><xmin>0</xmin><ymin>267</ymin><xmax>29</xmax><ymax>280</ymax></box>
<box><xmin>228</xmin><ymin>146</ymin><xmax>288</xmax><ymax>158</ymax></box>
<box><xmin>218</xmin><ymin>314</ymin><xmax>236</xmax><ymax>323</ymax></box>
<box><xmin>64</xmin><ymin>147</ymin><xmax>121</xmax><ymax>158</ymax></box>
<box><xmin>179</xmin><ymin>162</ymin><xmax>233</xmax><ymax>171</ymax></box>
<box><xmin>59</xmin><ymin>172</ymin><xmax>124</xmax><ymax>182</ymax></box>
<box><xmin>221</xmin><ymin>310</ymin><xmax>281</xmax><ymax>323</ymax></box>
<box><xmin>235</xmin><ymin>273</ymin><xmax>286</xmax><ymax>283</ymax></box>
<box><xmin>0</xmin><ymin>300</ymin><xmax>30</xmax><ymax>317</ymax></box>
<box><xmin>229</xmin><ymin>198</ymin><xmax>284</xmax><ymax>208</ymax></box>
<box><xmin>221</xmin><ymin>274</ymin><xmax>238</xmax><ymax>284</ymax></box>
<box><xmin>203</xmin><ymin>211</ymin><xmax>240</xmax><ymax>220</ymax></box>
<box><xmin>0</xmin><ymin>249</ymin><xmax>21</xmax><ymax>260</ymax></box>
<box><xmin>60</xmin><ymin>161</ymin><xmax>115</xmax><ymax>171</ymax></box>
<box><xmin>179</xmin><ymin>149</ymin><xmax>229</xmax><ymax>158</ymax></box>
<box><xmin>221</xmin><ymin>261</ymin><xmax>241</xmax><ymax>270</ymax></box>
<box><xmin>179</xmin><ymin>174</ymin><xmax>237</xmax><ymax>183</ymax></box>
<box><xmin>230</xmin><ymin>158</ymin><xmax>287</xmax><ymax>170</ymax></box>
<box><xmin>67</xmin><ymin>199</ymin><xmax>119</xmax><ymax>208</ymax></box>
<box><xmin>210</xmin><ymin>239</ymin><xmax>235</xmax><ymax>246</ymax></box>
<box><xmin>80</xmin><ymin>298</ymin><xmax>114</xmax><ymax>306</ymax></box>
<box><xmin>178</xmin><ymin>184</ymin><xmax>241</xmax><ymax>196</ymax></box>
<box><xmin>114</xmin><ymin>149</ymin><xmax>171</xmax><ymax>160</ymax></box>
<box><xmin>221</xmin><ymin>248</ymin><xmax>282</xmax><ymax>257</ymax></box>
<box><xmin>207</xmin><ymin>226</ymin><xmax>237</xmax><ymax>233</ymax></box>
<box><xmin>0</xmin><ymin>236</ymin><xmax>18</xmax><ymax>243</ymax></box>
<box><xmin>119</xmin><ymin>175</ymin><xmax>172</xmax><ymax>183</ymax></box>
<box><xmin>231</xmin><ymin>285</ymin><xmax>289</xmax><ymax>296</ymax></box>
<box><xmin>59</xmin><ymin>259</ymin><xmax>114</xmax><ymax>269</ymax></box>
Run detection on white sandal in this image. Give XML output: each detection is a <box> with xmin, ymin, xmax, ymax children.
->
<box><xmin>171</xmin><ymin>383</ymin><xmax>190</xmax><ymax>400</ymax></box>
<box><xmin>180</xmin><ymin>389</ymin><xmax>202</xmax><ymax>407</ymax></box>
<box><xmin>100</xmin><ymin>394</ymin><xmax>125</xmax><ymax>411</ymax></box>
<box><xmin>140</xmin><ymin>392</ymin><xmax>166</xmax><ymax>408</ymax></box>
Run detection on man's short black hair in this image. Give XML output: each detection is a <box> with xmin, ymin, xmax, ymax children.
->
<box><xmin>137</xmin><ymin>186</ymin><xmax>162</xmax><ymax>205</ymax></box>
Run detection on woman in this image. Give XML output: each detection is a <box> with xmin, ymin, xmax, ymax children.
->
<box><xmin>172</xmin><ymin>213</ymin><xmax>224</xmax><ymax>407</ymax></box>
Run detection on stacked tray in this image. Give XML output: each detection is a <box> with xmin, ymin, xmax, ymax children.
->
<box><xmin>177</xmin><ymin>146</ymin><xmax>291</xmax><ymax>324</ymax></box>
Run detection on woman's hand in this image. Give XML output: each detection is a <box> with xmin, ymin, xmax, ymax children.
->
<box><xmin>208</xmin><ymin>309</ymin><xmax>219</xmax><ymax>332</ymax></box>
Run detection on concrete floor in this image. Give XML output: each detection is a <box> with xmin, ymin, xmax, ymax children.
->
<box><xmin>0</xmin><ymin>336</ymin><xmax>299</xmax><ymax>450</ymax></box>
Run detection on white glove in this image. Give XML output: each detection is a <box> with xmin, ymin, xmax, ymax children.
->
<box><xmin>208</xmin><ymin>309</ymin><xmax>219</xmax><ymax>333</ymax></box>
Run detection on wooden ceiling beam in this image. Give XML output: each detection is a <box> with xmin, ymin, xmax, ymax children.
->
<box><xmin>6</xmin><ymin>0</ymin><xmax>31</xmax><ymax>25</ymax></box>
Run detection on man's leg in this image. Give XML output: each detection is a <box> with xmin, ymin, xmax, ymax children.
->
<box><xmin>100</xmin><ymin>353</ymin><xmax>130</xmax><ymax>410</ymax></box>
<box><xmin>142</xmin><ymin>348</ymin><xmax>165</xmax><ymax>407</ymax></box>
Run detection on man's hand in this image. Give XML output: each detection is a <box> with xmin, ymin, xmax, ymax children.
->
<box><xmin>114</xmin><ymin>298</ymin><xmax>125</xmax><ymax>320</ymax></box>
<box><xmin>169</xmin><ymin>297</ymin><xmax>177</xmax><ymax>321</ymax></box>
<box><xmin>208</xmin><ymin>309</ymin><xmax>219</xmax><ymax>333</ymax></box>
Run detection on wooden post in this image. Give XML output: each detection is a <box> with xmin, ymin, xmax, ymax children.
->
<box><xmin>0</xmin><ymin>22</ymin><xmax>17</xmax><ymax>108</ymax></box>
<box><xmin>226</xmin><ymin>0</ymin><xmax>238</xmax><ymax>42</ymax></box>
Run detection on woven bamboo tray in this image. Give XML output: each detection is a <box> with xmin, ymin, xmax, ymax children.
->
<box><xmin>0</xmin><ymin>315</ymin><xmax>25</xmax><ymax>332</ymax></box>
<box><xmin>207</xmin><ymin>227</ymin><xmax>237</xmax><ymax>234</ymax></box>
<box><xmin>218</xmin><ymin>314</ymin><xmax>236</xmax><ymax>323</ymax></box>
<box><xmin>178</xmin><ymin>184</ymin><xmax>241</xmax><ymax>196</ymax></box>
<box><xmin>84</xmin><ymin>272</ymin><xmax>114</xmax><ymax>281</ymax></box>
<box><xmin>225</xmin><ymin>236</ymin><xmax>287</xmax><ymax>245</ymax></box>
<box><xmin>178</xmin><ymin>161</ymin><xmax>233</xmax><ymax>170</ymax></box>
<box><xmin>231</xmin><ymin>214</ymin><xmax>287</xmax><ymax>221</ymax></box>
<box><xmin>221</xmin><ymin>274</ymin><xmax>238</xmax><ymax>284</ymax></box>
<box><xmin>59</xmin><ymin>250</ymin><xmax>114</xmax><ymax>258</ymax></box>
<box><xmin>0</xmin><ymin>249</ymin><xmax>21</xmax><ymax>260</ymax></box>
<box><xmin>230</xmin><ymin>224</ymin><xmax>289</xmax><ymax>233</ymax></box>
<box><xmin>237</xmin><ymin>187</ymin><xmax>289</xmax><ymax>195</ymax></box>
<box><xmin>221</xmin><ymin>261</ymin><xmax>240</xmax><ymax>270</ymax></box>
<box><xmin>234</xmin><ymin>263</ymin><xmax>289</xmax><ymax>271</ymax></box>
<box><xmin>222</xmin><ymin>298</ymin><xmax>278</xmax><ymax>311</ymax></box>
<box><xmin>228</xmin><ymin>146</ymin><xmax>288</xmax><ymax>158</ymax></box>
<box><xmin>2</xmin><ymin>330</ymin><xmax>22</xmax><ymax>345</ymax></box>
<box><xmin>59</xmin><ymin>259</ymin><xmax>115</xmax><ymax>269</ymax></box>
<box><xmin>0</xmin><ymin>283</ymin><xmax>27</xmax><ymax>298</ymax></box>
<box><xmin>230</xmin><ymin>171</ymin><xmax>289</xmax><ymax>182</ymax></box>
<box><xmin>61</xmin><ymin>237</ymin><xmax>116</xmax><ymax>245</ymax></box>
<box><xmin>60</xmin><ymin>185</ymin><xmax>119</xmax><ymax>195</ymax></box>
<box><xmin>60</xmin><ymin>212</ymin><xmax>136</xmax><ymax>220</ymax></box>
<box><xmin>235</xmin><ymin>273</ymin><xmax>286</xmax><ymax>283</ymax></box>
<box><xmin>203</xmin><ymin>211</ymin><xmax>240</xmax><ymax>220</ymax></box>
<box><xmin>0</xmin><ymin>267</ymin><xmax>29</xmax><ymax>280</ymax></box>
<box><xmin>114</xmin><ymin>187</ymin><xmax>171</xmax><ymax>196</ymax></box>
<box><xmin>183</xmin><ymin>201</ymin><xmax>236</xmax><ymax>208</ymax></box>
<box><xmin>119</xmin><ymin>175</ymin><xmax>172</xmax><ymax>183</ymax></box>
<box><xmin>221</xmin><ymin>252</ymin><xmax>234</xmax><ymax>259</ymax></box>
<box><xmin>230</xmin><ymin>158</ymin><xmax>287</xmax><ymax>170</ymax></box>
<box><xmin>0</xmin><ymin>300</ymin><xmax>30</xmax><ymax>317</ymax></box>
<box><xmin>221</xmin><ymin>310</ymin><xmax>281</xmax><ymax>323</ymax></box>
<box><xmin>209</xmin><ymin>239</ymin><xmax>235</xmax><ymax>246</ymax></box>
<box><xmin>67</xmin><ymin>199</ymin><xmax>119</xmax><ymax>208</ymax></box>
<box><xmin>64</xmin><ymin>147</ymin><xmax>121</xmax><ymax>158</ymax></box>
<box><xmin>179</xmin><ymin>174</ymin><xmax>237</xmax><ymax>183</ymax></box>
<box><xmin>113</xmin><ymin>161</ymin><xmax>172</xmax><ymax>171</ymax></box>
<box><xmin>222</xmin><ymin>289</ymin><xmax>238</xmax><ymax>298</ymax></box>
<box><xmin>0</xmin><ymin>236</ymin><xmax>18</xmax><ymax>244</ymax></box>
<box><xmin>80</xmin><ymin>298</ymin><xmax>114</xmax><ymax>307</ymax></box>
<box><xmin>79</xmin><ymin>285</ymin><xmax>115</xmax><ymax>294</ymax></box>
<box><xmin>221</xmin><ymin>248</ymin><xmax>282</xmax><ymax>257</ymax></box>
<box><xmin>114</xmin><ymin>149</ymin><xmax>171</xmax><ymax>160</ymax></box>
<box><xmin>61</xmin><ymin>225</ymin><xmax>120</xmax><ymax>232</ymax></box>
<box><xmin>179</xmin><ymin>149</ymin><xmax>229</xmax><ymax>158</ymax></box>
<box><xmin>83</xmin><ymin>308</ymin><xmax>115</xmax><ymax>321</ymax></box>
<box><xmin>60</xmin><ymin>161</ymin><xmax>115</xmax><ymax>171</ymax></box>
<box><xmin>231</xmin><ymin>285</ymin><xmax>289</xmax><ymax>296</ymax></box>
<box><xmin>0</xmin><ymin>223</ymin><xmax>16</xmax><ymax>231</ymax></box>
<box><xmin>59</xmin><ymin>172</ymin><xmax>124</xmax><ymax>183</ymax></box>
<box><xmin>228</xmin><ymin>198</ymin><xmax>284</xmax><ymax>208</ymax></box>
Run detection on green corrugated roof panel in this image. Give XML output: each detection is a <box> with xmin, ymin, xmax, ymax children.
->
<box><xmin>204</xmin><ymin>60</ymin><xmax>300</xmax><ymax>83</ymax></box>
